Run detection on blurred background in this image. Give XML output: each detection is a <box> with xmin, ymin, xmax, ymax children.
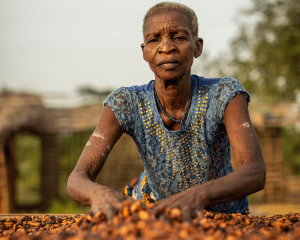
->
<box><xmin>1</xmin><ymin>0</ymin><xmax>300</xmax><ymax>215</ymax></box>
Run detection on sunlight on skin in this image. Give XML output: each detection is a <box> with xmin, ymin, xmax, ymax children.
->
<box><xmin>92</xmin><ymin>132</ymin><xmax>105</xmax><ymax>139</ymax></box>
<box><xmin>240</xmin><ymin>122</ymin><xmax>250</xmax><ymax>128</ymax></box>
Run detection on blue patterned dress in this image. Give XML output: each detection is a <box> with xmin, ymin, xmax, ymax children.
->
<box><xmin>104</xmin><ymin>75</ymin><xmax>250</xmax><ymax>213</ymax></box>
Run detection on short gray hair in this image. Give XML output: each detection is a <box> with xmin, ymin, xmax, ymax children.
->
<box><xmin>143</xmin><ymin>2</ymin><xmax>198</xmax><ymax>40</ymax></box>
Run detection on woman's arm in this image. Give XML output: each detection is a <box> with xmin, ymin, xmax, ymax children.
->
<box><xmin>201</xmin><ymin>93</ymin><xmax>266</xmax><ymax>205</ymax></box>
<box><xmin>67</xmin><ymin>105</ymin><xmax>132</xmax><ymax>215</ymax></box>
<box><xmin>152</xmin><ymin>94</ymin><xmax>266</xmax><ymax>215</ymax></box>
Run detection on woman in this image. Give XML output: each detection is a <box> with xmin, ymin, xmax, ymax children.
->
<box><xmin>67</xmin><ymin>2</ymin><xmax>266</xmax><ymax>219</ymax></box>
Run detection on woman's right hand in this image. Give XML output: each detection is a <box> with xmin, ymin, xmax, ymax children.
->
<box><xmin>89</xmin><ymin>185</ymin><xmax>134</xmax><ymax>219</ymax></box>
<box><xmin>67</xmin><ymin>105</ymin><xmax>129</xmax><ymax>215</ymax></box>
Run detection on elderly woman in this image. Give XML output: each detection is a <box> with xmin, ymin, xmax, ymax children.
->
<box><xmin>67</xmin><ymin>2</ymin><xmax>266</xmax><ymax>218</ymax></box>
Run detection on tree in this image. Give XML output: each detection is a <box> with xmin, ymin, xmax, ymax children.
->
<box><xmin>201</xmin><ymin>0</ymin><xmax>300</xmax><ymax>102</ymax></box>
<box><xmin>77</xmin><ymin>86</ymin><xmax>114</xmax><ymax>105</ymax></box>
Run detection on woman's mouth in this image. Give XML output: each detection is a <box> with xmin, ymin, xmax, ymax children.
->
<box><xmin>159</xmin><ymin>62</ymin><xmax>180</xmax><ymax>70</ymax></box>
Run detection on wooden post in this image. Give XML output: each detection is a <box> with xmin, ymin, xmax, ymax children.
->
<box><xmin>3</xmin><ymin>134</ymin><xmax>17</xmax><ymax>213</ymax></box>
<box><xmin>264</xmin><ymin>129</ymin><xmax>274</xmax><ymax>203</ymax></box>
<box><xmin>0</xmin><ymin>140</ymin><xmax>10</xmax><ymax>213</ymax></box>
<box><xmin>40</xmin><ymin>133</ymin><xmax>60</xmax><ymax>210</ymax></box>
<box><xmin>262</xmin><ymin>127</ymin><xmax>286</xmax><ymax>203</ymax></box>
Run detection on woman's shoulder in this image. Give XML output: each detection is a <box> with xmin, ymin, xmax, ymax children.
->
<box><xmin>192</xmin><ymin>75</ymin><xmax>250</xmax><ymax>121</ymax></box>
<box><xmin>192</xmin><ymin>75</ymin><xmax>242</xmax><ymax>88</ymax></box>
<box><xmin>125</xmin><ymin>80</ymin><xmax>155</xmax><ymax>92</ymax></box>
<box><xmin>213</xmin><ymin>76</ymin><xmax>250</xmax><ymax>103</ymax></box>
<box><xmin>103</xmin><ymin>81</ymin><xmax>154</xmax><ymax>134</ymax></box>
<box><xmin>104</xmin><ymin>80</ymin><xmax>155</xmax><ymax>106</ymax></box>
<box><xmin>192</xmin><ymin>75</ymin><xmax>249</xmax><ymax>100</ymax></box>
<box><xmin>192</xmin><ymin>75</ymin><xmax>222</xmax><ymax>88</ymax></box>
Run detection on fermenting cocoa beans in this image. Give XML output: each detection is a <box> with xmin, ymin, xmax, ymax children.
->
<box><xmin>0</xmin><ymin>201</ymin><xmax>300</xmax><ymax>240</ymax></box>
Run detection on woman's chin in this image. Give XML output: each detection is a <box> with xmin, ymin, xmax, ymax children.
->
<box><xmin>155</xmin><ymin>71</ymin><xmax>187</xmax><ymax>82</ymax></box>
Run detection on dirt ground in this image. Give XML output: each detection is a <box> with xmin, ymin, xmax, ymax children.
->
<box><xmin>250</xmin><ymin>175</ymin><xmax>300</xmax><ymax>216</ymax></box>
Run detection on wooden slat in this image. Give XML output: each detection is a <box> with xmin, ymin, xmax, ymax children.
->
<box><xmin>0</xmin><ymin>214</ymin><xmax>80</xmax><ymax>219</ymax></box>
<box><xmin>0</xmin><ymin>141</ymin><xmax>9</xmax><ymax>213</ymax></box>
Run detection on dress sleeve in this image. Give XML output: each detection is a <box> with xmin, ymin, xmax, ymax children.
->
<box><xmin>213</xmin><ymin>76</ymin><xmax>250</xmax><ymax>124</ymax></box>
<box><xmin>103</xmin><ymin>87</ymin><xmax>136</xmax><ymax>135</ymax></box>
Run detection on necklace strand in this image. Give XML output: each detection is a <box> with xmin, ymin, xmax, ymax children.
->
<box><xmin>153</xmin><ymin>87</ymin><xmax>192</xmax><ymax>132</ymax></box>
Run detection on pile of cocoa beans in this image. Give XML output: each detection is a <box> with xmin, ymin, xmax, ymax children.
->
<box><xmin>1</xmin><ymin>200</ymin><xmax>300</xmax><ymax>240</ymax></box>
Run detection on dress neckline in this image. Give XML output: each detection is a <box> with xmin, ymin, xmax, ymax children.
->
<box><xmin>150</xmin><ymin>76</ymin><xmax>196</xmax><ymax>134</ymax></box>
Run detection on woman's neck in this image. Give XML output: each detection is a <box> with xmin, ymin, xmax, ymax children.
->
<box><xmin>154</xmin><ymin>74</ymin><xmax>192</xmax><ymax>114</ymax></box>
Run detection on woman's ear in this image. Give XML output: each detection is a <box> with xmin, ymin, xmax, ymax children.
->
<box><xmin>194</xmin><ymin>38</ymin><xmax>203</xmax><ymax>58</ymax></box>
<box><xmin>141</xmin><ymin>43</ymin><xmax>148</xmax><ymax>62</ymax></box>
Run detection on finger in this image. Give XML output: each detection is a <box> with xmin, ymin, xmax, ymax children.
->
<box><xmin>181</xmin><ymin>206</ymin><xmax>191</xmax><ymax>222</ymax></box>
<box><xmin>79</xmin><ymin>218</ymin><xmax>90</xmax><ymax>230</ymax></box>
<box><xmin>196</xmin><ymin>210</ymin><xmax>204</xmax><ymax>219</ymax></box>
<box><xmin>91</xmin><ymin>205</ymin><xmax>102</xmax><ymax>214</ymax></box>
<box><xmin>122</xmin><ymin>194</ymin><xmax>134</xmax><ymax>202</ymax></box>
<box><xmin>159</xmin><ymin>213</ymin><xmax>167</xmax><ymax>221</ymax></box>
<box><xmin>130</xmin><ymin>178</ymin><xmax>139</xmax><ymax>187</ymax></box>
<box><xmin>167</xmin><ymin>195</ymin><xmax>187</xmax><ymax>209</ymax></box>
<box><xmin>107</xmin><ymin>196</ymin><xmax>124</xmax><ymax>211</ymax></box>
<box><xmin>106</xmin><ymin>205</ymin><xmax>117</xmax><ymax>221</ymax></box>
<box><xmin>150</xmin><ymin>203</ymin><xmax>165</xmax><ymax>218</ymax></box>
<box><xmin>91</xmin><ymin>210</ymin><xmax>105</xmax><ymax>225</ymax></box>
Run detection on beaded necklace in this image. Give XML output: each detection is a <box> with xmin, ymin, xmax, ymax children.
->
<box><xmin>153</xmin><ymin>87</ymin><xmax>192</xmax><ymax>132</ymax></box>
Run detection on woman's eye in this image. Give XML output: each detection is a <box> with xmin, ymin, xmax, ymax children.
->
<box><xmin>148</xmin><ymin>38</ymin><xmax>158</xmax><ymax>43</ymax></box>
<box><xmin>175</xmin><ymin>36</ymin><xmax>185</xmax><ymax>40</ymax></box>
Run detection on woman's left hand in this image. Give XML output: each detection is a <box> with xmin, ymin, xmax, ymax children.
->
<box><xmin>151</xmin><ymin>185</ymin><xmax>206</xmax><ymax>222</ymax></box>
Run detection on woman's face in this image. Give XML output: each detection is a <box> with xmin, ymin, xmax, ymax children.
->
<box><xmin>142</xmin><ymin>10</ymin><xmax>203</xmax><ymax>82</ymax></box>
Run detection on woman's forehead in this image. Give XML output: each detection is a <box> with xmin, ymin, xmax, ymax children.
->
<box><xmin>144</xmin><ymin>10</ymin><xmax>192</xmax><ymax>34</ymax></box>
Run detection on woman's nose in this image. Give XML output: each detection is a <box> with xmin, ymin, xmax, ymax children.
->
<box><xmin>158</xmin><ymin>38</ymin><xmax>176</xmax><ymax>54</ymax></box>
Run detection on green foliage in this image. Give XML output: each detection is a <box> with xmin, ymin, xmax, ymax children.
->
<box><xmin>58</xmin><ymin>130</ymin><xmax>93</xmax><ymax>201</ymax></box>
<box><xmin>282</xmin><ymin>127</ymin><xmax>300</xmax><ymax>174</ymax></box>
<box><xmin>14</xmin><ymin>131</ymin><xmax>93</xmax><ymax>211</ymax></box>
<box><xmin>15</xmin><ymin>134</ymin><xmax>42</xmax><ymax>205</ymax></box>
<box><xmin>13</xmin><ymin>129</ymin><xmax>143</xmax><ymax>213</ymax></box>
<box><xmin>201</xmin><ymin>0</ymin><xmax>300</xmax><ymax>102</ymax></box>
